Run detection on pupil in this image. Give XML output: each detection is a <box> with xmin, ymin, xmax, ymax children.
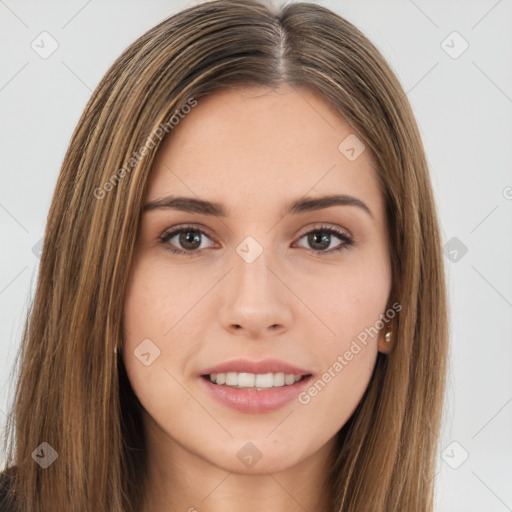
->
<box><xmin>309</xmin><ymin>232</ymin><xmax>330</xmax><ymax>250</ymax></box>
<box><xmin>180</xmin><ymin>230</ymin><xmax>201</xmax><ymax>249</ymax></box>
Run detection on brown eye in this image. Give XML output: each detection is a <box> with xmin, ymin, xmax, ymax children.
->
<box><xmin>158</xmin><ymin>224</ymin><xmax>354</xmax><ymax>257</ymax></box>
<box><xmin>159</xmin><ymin>226</ymin><xmax>214</xmax><ymax>254</ymax></box>
<box><xmin>295</xmin><ymin>225</ymin><xmax>353</xmax><ymax>254</ymax></box>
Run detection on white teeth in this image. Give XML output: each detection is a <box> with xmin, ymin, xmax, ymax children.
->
<box><xmin>285</xmin><ymin>374</ymin><xmax>296</xmax><ymax>385</ymax></box>
<box><xmin>273</xmin><ymin>372</ymin><xmax>285</xmax><ymax>386</ymax></box>
<box><xmin>225</xmin><ymin>372</ymin><xmax>238</xmax><ymax>386</ymax></box>
<box><xmin>238</xmin><ymin>372</ymin><xmax>255</xmax><ymax>387</ymax></box>
<box><xmin>207</xmin><ymin>371</ymin><xmax>305</xmax><ymax>389</ymax></box>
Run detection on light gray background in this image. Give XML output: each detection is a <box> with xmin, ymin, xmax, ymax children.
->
<box><xmin>1</xmin><ymin>1</ymin><xmax>511</xmax><ymax>510</ymax></box>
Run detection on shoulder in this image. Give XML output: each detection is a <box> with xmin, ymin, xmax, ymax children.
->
<box><xmin>0</xmin><ymin>466</ymin><xmax>16</xmax><ymax>512</ymax></box>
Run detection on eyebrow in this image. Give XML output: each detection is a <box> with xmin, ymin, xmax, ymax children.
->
<box><xmin>143</xmin><ymin>194</ymin><xmax>373</xmax><ymax>218</ymax></box>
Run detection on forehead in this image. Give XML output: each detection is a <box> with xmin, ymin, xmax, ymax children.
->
<box><xmin>146</xmin><ymin>85</ymin><xmax>383</xmax><ymax>219</ymax></box>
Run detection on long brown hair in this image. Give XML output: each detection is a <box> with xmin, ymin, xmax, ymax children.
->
<box><xmin>1</xmin><ymin>1</ymin><xmax>449</xmax><ymax>510</ymax></box>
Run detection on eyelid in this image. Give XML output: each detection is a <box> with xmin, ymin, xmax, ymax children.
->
<box><xmin>160</xmin><ymin>222</ymin><xmax>352</xmax><ymax>240</ymax></box>
<box><xmin>295</xmin><ymin>222</ymin><xmax>353</xmax><ymax>240</ymax></box>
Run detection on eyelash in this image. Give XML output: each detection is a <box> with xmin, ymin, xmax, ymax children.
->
<box><xmin>158</xmin><ymin>224</ymin><xmax>354</xmax><ymax>256</ymax></box>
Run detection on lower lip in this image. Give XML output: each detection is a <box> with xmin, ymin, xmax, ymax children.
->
<box><xmin>199</xmin><ymin>375</ymin><xmax>313</xmax><ymax>413</ymax></box>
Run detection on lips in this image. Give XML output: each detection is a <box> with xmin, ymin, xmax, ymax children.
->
<box><xmin>200</xmin><ymin>357</ymin><xmax>312</xmax><ymax>377</ymax></box>
<box><xmin>199</xmin><ymin>369</ymin><xmax>314</xmax><ymax>413</ymax></box>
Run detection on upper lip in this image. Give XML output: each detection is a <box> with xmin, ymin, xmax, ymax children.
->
<box><xmin>200</xmin><ymin>358</ymin><xmax>312</xmax><ymax>376</ymax></box>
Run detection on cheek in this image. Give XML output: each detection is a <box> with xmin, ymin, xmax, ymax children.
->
<box><xmin>296</xmin><ymin>271</ymin><xmax>386</xmax><ymax>417</ymax></box>
<box><xmin>121</xmin><ymin>259</ymin><xmax>199</xmax><ymax>426</ymax></box>
<box><xmin>296</xmin><ymin>343</ymin><xmax>377</xmax><ymax>435</ymax></box>
<box><xmin>123</xmin><ymin>256</ymin><xmax>196</xmax><ymax>341</ymax></box>
<box><xmin>122</xmin><ymin>258</ymin><xmax>179</xmax><ymax>381</ymax></box>
<box><xmin>294</xmin><ymin>253</ymin><xmax>389</xmax><ymax>416</ymax></box>
<box><xmin>300</xmin><ymin>251</ymin><xmax>391</xmax><ymax>341</ymax></box>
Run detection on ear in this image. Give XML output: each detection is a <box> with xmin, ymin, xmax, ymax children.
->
<box><xmin>378</xmin><ymin>323</ymin><xmax>394</xmax><ymax>355</ymax></box>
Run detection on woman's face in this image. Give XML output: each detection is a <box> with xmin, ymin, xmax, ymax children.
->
<box><xmin>123</xmin><ymin>85</ymin><xmax>392</xmax><ymax>476</ymax></box>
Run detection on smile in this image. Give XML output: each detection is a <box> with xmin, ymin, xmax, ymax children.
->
<box><xmin>206</xmin><ymin>371</ymin><xmax>309</xmax><ymax>390</ymax></box>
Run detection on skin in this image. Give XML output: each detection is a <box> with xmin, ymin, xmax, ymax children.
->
<box><xmin>122</xmin><ymin>84</ymin><xmax>393</xmax><ymax>512</ymax></box>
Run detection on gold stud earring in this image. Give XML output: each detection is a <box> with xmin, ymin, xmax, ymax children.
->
<box><xmin>385</xmin><ymin>330</ymin><xmax>392</xmax><ymax>343</ymax></box>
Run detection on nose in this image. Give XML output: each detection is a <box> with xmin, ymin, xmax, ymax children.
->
<box><xmin>218</xmin><ymin>246</ymin><xmax>293</xmax><ymax>338</ymax></box>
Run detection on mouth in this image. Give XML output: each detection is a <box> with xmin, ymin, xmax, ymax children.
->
<box><xmin>199</xmin><ymin>372</ymin><xmax>314</xmax><ymax>413</ymax></box>
<box><xmin>201</xmin><ymin>372</ymin><xmax>313</xmax><ymax>391</ymax></box>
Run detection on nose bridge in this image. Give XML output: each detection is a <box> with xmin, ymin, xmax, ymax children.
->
<box><xmin>232</xmin><ymin>236</ymin><xmax>275</xmax><ymax>303</ymax></box>
<box><xmin>218</xmin><ymin>235</ymin><xmax>291</xmax><ymax>334</ymax></box>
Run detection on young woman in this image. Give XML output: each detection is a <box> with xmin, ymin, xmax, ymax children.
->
<box><xmin>0</xmin><ymin>1</ymin><xmax>449</xmax><ymax>511</ymax></box>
